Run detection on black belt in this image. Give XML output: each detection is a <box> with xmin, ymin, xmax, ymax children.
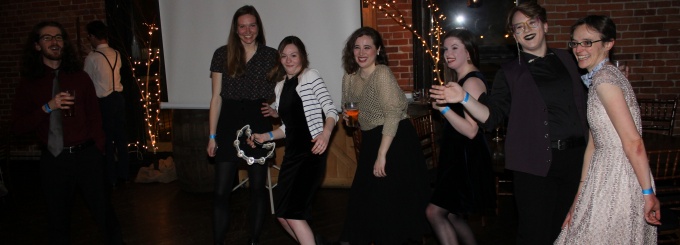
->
<box><xmin>63</xmin><ymin>140</ymin><xmax>95</xmax><ymax>154</ymax></box>
<box><xmin>550</xmin><ymin>137</ymin><xmax>586</xmax><ymax>150</ymax></box>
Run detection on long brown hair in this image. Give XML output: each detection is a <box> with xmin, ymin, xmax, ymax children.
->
<box><xmin>21</xmin><ymin>21</ymin><xmax>82</xmax><ymax>79</ymax></box>
<box><xmin>225</xmin><ymin>5</ymin><xmax>266</xmax><ymax>77</ymax></box>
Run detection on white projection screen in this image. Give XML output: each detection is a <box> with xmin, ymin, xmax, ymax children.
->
<box><xmin>159</xmin><ymin>0</ymin><xmax>361</xmax><ymax>109</ymax></box>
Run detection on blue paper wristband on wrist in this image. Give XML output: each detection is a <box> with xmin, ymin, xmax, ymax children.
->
<box><xmin>440</xmin><ymin>106</ymin><xmax>451</xmax><ymax>115</ymax></box>
<box><xmin>461</xmin><ymin>92</ymin><xmax>470</xmax><ymax>104</ymax></box>
<box><xmin>209</xmin><ymin>134</ymin><xmax>216</xmax><ymax>140</ymax></box>
<box><xmin>268</xmin><ymin>131</ymin><xmax>274</xmax><ymax>141</ymax></box>
<box><xmin>44</xmin><ymin>103</ymin><xmax>52</xmax><ymax>113</ymax></box>
<box><xmin>642</xmin><ymin>187</ymin><xmax>654</xmax><ymax>195</ymax></box>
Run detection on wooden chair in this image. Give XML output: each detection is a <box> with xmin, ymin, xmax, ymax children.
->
<box><xmin>410</xmin><ymin>111</ymin><xmax>438</xmax><ymax>169</ymax></box>
<box><xmin>232</xmin><ymin>160</ymin><xmax>281</xmax><ymax>214</ymax></box>
<box><xmin>638</xmin><ymin>99</ymin><xmax>677</xmax><ymax>135</ymax></box>
<box><xmin>351</xmin><ymin>128</ymin><xmax>362</xmax><ymax>162</ymax></box>
<box><xmin>648</xmin><ymin>149</ymin><xmax>680</xmax><ymax>243</ymax></box>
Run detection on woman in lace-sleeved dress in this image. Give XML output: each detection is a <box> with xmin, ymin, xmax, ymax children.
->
<box><xmin>555</xmin><ymin>15</ymin><xmax>660</xmax><ymax>244</ymax></box>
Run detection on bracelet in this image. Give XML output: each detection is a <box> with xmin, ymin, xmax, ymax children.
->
<box><xmin>642</xmin><ymin>187</ymin><xmax>654</xmax><ymax>195</ymax></box>
<box><xmin>440</xmin><ymin>106</ymin><xmax>451</xmax><ymax>115</ymax></box>
<box><xmin>44</xmin><ymin>103</ymin><xmax>52</xmax><ymax>113</ymax></box>
<box><xmin>209</xmin><ymin>134</ymin><xmax>216</xmax><ymax>140</ymax></box>
<box><xmin>461</xmin><ymin>92</ymin><xmax>470</xmax><ymax>104</ymax></box>
<box><xmin>268</xmin><ymin>131</ymin><xmax>274</xmax><ymax>141</ymax></box>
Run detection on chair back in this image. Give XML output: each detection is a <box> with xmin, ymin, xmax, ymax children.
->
<box><xmin>410</xmin><ymin>112</ymin><xmax>438</xmax><ymax>168</ymax></box>
<box><xmin>351</xmin><ymin>128</ymin><xmax>362</xmax><ymax>161</ymax></box>
<box><xmin>638</xmin><ymin>99</ymin><xmax>677</xmax><ymax>135</ymax></box>
<box><xmin>648</xmin><ymin>149</ymin><xmax>680</xmax><ymax>209</ymax></box>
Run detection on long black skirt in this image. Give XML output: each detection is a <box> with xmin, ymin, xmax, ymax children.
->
<box><xmin>341</xmin><ymin>119</ymin><xmax>430</xmax><ymax>244</ymax></box>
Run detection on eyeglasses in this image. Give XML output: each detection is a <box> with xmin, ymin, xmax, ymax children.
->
<box><xmin>39</xmin><ymin>35</ymin><xmax>63</xmax><ymax>42</ymax></box>
<box><xmin>567</xmin><ymin>40</ymin><xmax>602</xmax><ymax>48</ymax></box>
<box><xmin>510</xmin><ymin>18</ymin><xmax>540</xmax><ymax>35</ymax></box>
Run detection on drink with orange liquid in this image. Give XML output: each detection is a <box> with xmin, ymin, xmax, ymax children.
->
<box><xmin>344</xmin><ymin>102</ymin><xmax>359</xmax><ymax>127</ymax></box>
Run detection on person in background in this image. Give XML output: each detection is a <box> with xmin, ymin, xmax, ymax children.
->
<box><xmin>426</xmin><ymin>29</ymin><xmax>494</xmax><ymax>245</ymax></box>
<box><xmin>84</xmin><ymin>20</ymin><xmax>129</xmax><ymax>187</ymax></box>
<box><xmin>205</xmin><ymin>5</ymin><xmax>278</xmax><ymax>245</ymax></box>
<box><xmin>554</xmin><ymin>15</ymin><xmax>659</xmax><ymax>244</ymax></box>
<box><xmin>430</xmin><ymin>2</ymin><xmax>589</xmax><ymax>244</ymax></box>
<box><xmin>12</xmin><ymin>21</ymin><xmax>123</xmax><ymax>244</ymax></box>
<box><xmin>248</xmin><ymin>36</ymin><xmax>338</xmax><ymax>245</ymax></box>
<box><xmin>339</xmin><ymin>26</ymin><xmax>429</xmax><ymax>244</ymax></box>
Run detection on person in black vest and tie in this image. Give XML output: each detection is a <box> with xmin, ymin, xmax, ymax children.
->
<box><xmin>12</xmin><ymin>21</ymin><xmax>123</xmax><ymax>244</ymax></box>
<box><xmin>84</xmin><ymin>20</ymin><xmax>130</xmax><ymax>187</ymax></box>
<box><xmin>430</xmin><ymin>2</ymin><xmax>589</xmax><ymax>244</ymax></box>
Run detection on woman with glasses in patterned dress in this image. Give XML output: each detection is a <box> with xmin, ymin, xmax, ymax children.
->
<box><xmin>430</xmin><ymin>2</ymin><xmax>589</xmax><ymax>244</ymax></box>
<box><xmin>554</xmin><ymin>15</ymin><xmax>659</xmax><ymax>244</ymax></box>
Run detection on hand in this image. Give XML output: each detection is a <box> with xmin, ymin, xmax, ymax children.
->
<box><xmin>50</xmin><ymin>92</ymin><xmax>74</xmax><ymax>110</ymax></box>
<box><xmin>261</xmin><ymin>103</ymin><xmax>278</xmax><ymax>118</ymax></box>
<box><xmin>373</xmin><ymin>155</ymin><xmax>387</xmax><ymax>177</ymax></box>
<box><xmin>342</xmin><ymin>111</ymin><xmax>350</xmax><ymax>126</ymax></box>
<box><xmin>311</xmin><ymin>131</ymin><xmax>331</xmax><ymax>154</ymax></box>
<box><xmin>429</xmin><ymin>82</ymin><xmax>465</xmax><ymax>104</ymax></box>
<box><xmin>561</xmin><ymin>203</ymin><xmax>575</xmax><ymax>229</ymax></box>
<box><xmin>206</xmin><ymin>139</ymin><xmax>217</xmax><ymax>157</ymax></box>
<box><xmin>248</xmin><ymin>133</ymin><xmax>270</xmax><ymax>148</ymax></box>
<box><xmin>643</xmin><ymin>194</ymin><xmax>662</xmax><ymax>225</ymax></box>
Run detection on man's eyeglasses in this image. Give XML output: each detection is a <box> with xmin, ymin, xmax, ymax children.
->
<box><xmin>39</xmin><ymin>35</ymin><xmax>63</xmax><ymax>42</ymax></box>
<box><xmin>567</xmin><ymin>40</ymin><xmax>602</xmax><ymax>48</ymax></box>
<box><xmin>510</xmin><ymin>18</ymin><xmax>540</xmax><ymax>35</ymax></box>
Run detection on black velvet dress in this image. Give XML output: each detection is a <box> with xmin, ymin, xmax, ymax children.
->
<box><xmin>274</xmin><ymin>75</ymin><xmax>327</xmax><ymax>219</ymax></box>
<box><xmin>430</xmin><ymin>71</ymin><xmax>495</xmax><ymax>214</ymax></box>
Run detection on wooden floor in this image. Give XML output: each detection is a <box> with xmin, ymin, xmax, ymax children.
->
<box><xmin>0</xmin><ymin>160</ymin><xmax>518</xmax><ymax>245</ymax></box>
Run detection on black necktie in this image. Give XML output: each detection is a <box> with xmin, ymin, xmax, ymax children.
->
<box><xmin>47</xmin><ymin>70</ymin><xmax>63</xmax><ymax>156</ymax></box>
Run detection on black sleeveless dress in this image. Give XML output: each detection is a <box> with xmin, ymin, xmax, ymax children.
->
<box><xmin>430</xmin><ymin>71</ymin><xmax>495</xmax><ymax>214</ymax></box>
<box><xmin>274</xmin><ymin>75</ymin><xmax>327</xmax><ymax>219</ymax></box>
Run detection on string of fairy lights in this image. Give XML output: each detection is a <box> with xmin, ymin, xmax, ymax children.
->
<box><xmin>129</xmin><ymin>22</ymin><xmax>161</xmax><ymax>154</ymax></box>
<box><xmin>363</xmin><ymin>0</ymin><xmax>446</xmax><ymax>85</ymax></box>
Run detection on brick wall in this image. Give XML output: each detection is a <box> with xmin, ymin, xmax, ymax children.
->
<box><xmin>374</xmin><ymin>0</ymin><xmax>415</xmax><ymax>92</ymax></box>
<box><xmin>540</xmin><ymin>0</ymin><xmax>680</xmax><ymax>100</ymax></box>
<box><xmin>0</xmin><ymin>0</ymin><xmax>105</xmax><ymax>157</ymax></box>
<box><xmin>374</xmin><ymin>0</ymin><xmax>679</xmax><ymax>135</ymax></box>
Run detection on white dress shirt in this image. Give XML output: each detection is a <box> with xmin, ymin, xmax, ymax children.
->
<box><xmin>84</xmin><ymin>43</ymin><xmax>123</xmax><ymax>98</ymax></box>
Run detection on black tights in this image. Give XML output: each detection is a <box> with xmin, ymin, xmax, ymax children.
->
<box><xmin>213</xmin><ymin>161</ymin><xmax>268</xmax><ymax>244</ymax></box>
<box><xmin>426</xmin><ymin>203</ymin><xmax>477</xmax><ymax>245</ymax></box>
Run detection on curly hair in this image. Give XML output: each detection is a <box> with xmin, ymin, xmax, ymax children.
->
<box><xmin>341</xmin><ymin>27</ymin><xmax>389</xmax><ymax>74</ymax></box>
<box><xmin>20</xmin><ymin>21</ymin><xmax>82</xmax><ymax>79</ymax></box>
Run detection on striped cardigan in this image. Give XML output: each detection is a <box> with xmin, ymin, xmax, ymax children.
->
<box><xmin>272</xmin><ymin>68</ymin><xmax>338</xmax><ymax>138</ymax></box>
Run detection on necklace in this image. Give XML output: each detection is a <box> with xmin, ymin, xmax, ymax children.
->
<box><xmin>527</xmin><ymin>52</ymin><xmax>554</xmax><ymax>63</ymax></box>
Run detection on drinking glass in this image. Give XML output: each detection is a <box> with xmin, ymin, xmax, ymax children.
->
<box><xmin>344</xmin><ymin>102</ymin><xmax>359</xmax><ymax>127</ymax></box>
<box><xmin>62</xmin><ymin>89</ymin><xmax>75</xmax><ymax>117</ymax></box>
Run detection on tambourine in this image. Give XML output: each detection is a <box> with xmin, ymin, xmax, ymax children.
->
<box><xmin>233</xmin><ymin>124</ymin><xmax>276</xmax><ymax>165</ymax></box>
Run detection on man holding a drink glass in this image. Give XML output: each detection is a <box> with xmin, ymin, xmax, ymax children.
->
<box><xmin>11</xmin><ymin>21</ymin><xmax>123</xmax><ymax>244</ymax></box>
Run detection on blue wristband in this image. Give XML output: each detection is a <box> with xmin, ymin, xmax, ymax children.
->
<box><xmin>209</xmin><ymin>134</ymin><xmax>216</xmax><ymax>140</ymax></box>
<box><xmin>44</xmin><ymin>103</ymin><xmax>52</xmax><ymax>113</ymax></box>
<box><xmin>461</xmin><ymin>92</ymin><xmax>470</xmax><ymax>104</ymax></box>
<box><xmin>642</xmin><ymin>187</ymin><xmax>654</xmax><ymax>195</ymax></box>
<box><xmin>268</xmin><ymin>131</ymin><xmax>274</xmax><ymax>141</ymax></box>
<box><xmin>440</xmin><ymin>106</ymin><xmax>451</xmax><ymax>115</ymax></box>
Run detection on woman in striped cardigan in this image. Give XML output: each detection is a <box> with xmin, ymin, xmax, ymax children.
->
<box><xmin>249</xmin><ymin>36</ymin><xmax>338</xmax><ymax>245</ymax></box>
